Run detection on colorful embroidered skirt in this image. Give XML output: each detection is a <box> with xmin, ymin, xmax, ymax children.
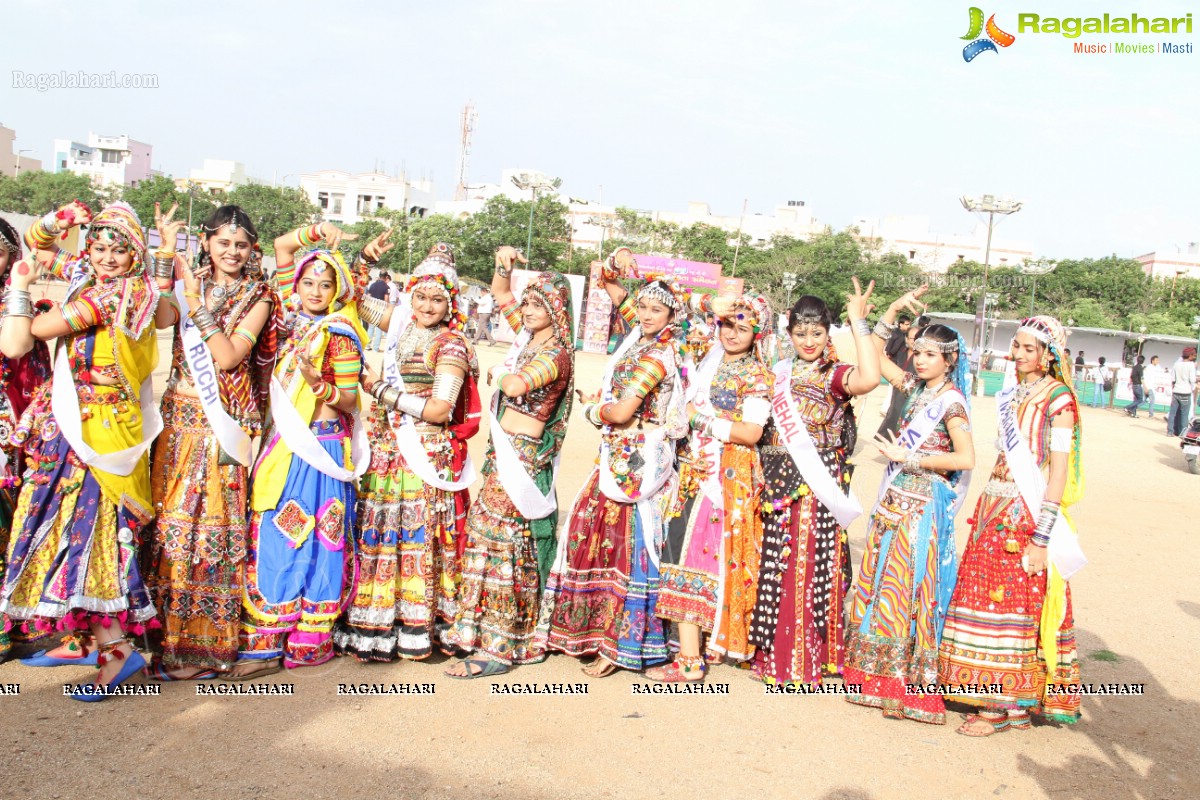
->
<box><xmin>145</xmin><ymin>392</ymin><xmax>250</xmax><ymax>668</ymax></box>
<box><xmin>0</xmin><ymin>389</ymin><xmax>155</xmax><ymax>631</ymax></box>
<box><xmin>446</xmin><ymin>434</ymin><xmax>547</xmax><ymax>665</ymax></box>
<box><xmin>537</xmin><ymin>431</ymin><xmax>676</xmax><ymax>670</ymax></box>
<box><xmin>937</xmin><ymin>490</ymin><xmax>1081</xmax><ymax>723</ymax></box>
<box><xmin>658</xmin><ymin>444</ymin><xmax>762</xmax><ymax>660</ymax></box>
<box><xmin>843</xmin><ymin>474</ymin><xmax>956</xmax><ymax>724</ymax></box>
<box><xmin>334</xmin><ymin>423</ymin><xmax>466</xmax><ymax>661</ymax></box>
<box><xmin>750</xmin><ymin>447</ymin><xmax>853</xmax><ymax>685</ymax></box>
<box><xmin>240</xmin><ymin>419</ymin><xmax>355</xmax><ymax>668</ymax></box>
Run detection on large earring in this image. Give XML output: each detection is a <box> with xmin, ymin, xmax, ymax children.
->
<box><xmin>1039</xmin><ymin>347</ymin><xmax>1051</xmax><ymax>372</ymax></box>
<box><xmin>821</xmin><ymin>338</ymin><xmax>833</xmax><ymax>362</ymax></box>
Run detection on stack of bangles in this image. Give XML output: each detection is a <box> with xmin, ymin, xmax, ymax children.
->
<box><xmin>188</xmin><ymin>305</ymin><xmax>221</xmax><ymax>341</ymax></box>
<box><xmin>851</xmin><ymin>318</ymin><xmax>872</xmax><ymax>337</ymax></box>
<box><xmin>153</xmin><ymin>249</ymin><xmax>176</xmax><ymax>281</ymax></box>
<box><xmin>584</xmin><ymin>402</ymin><xmax>616</xmax><ymax>427</ymax></box>
<box><xmin>294</xmin><ymin>224</ymin><xmax>323</xmax><ymax>249</ymax></box>
<box><xmin>688</xmin><ymin>409</ymin><xmax>733</xmax><ymax>443</ymax></box>
<box><xmin>3</xmin><ymin>287</ymin><xmax>33</xmax><ymax>319</ymax></box>
<box><xmin>872</xmin><ymin>318</ymin><xmax>897</xmax><ymax>339</ymax></box>
<box><xmin>1031</xmin><ymin>500</ymin><xmax>1060</xmax><ymax>548</ymax></box>
<box><xmin>369</xmin><ymin>380</ymin><xmax>427</xmax><ymax>418</ymax></box>
<box><xmin>313</xmin><ymin>381</ymin><xmax>342</xmax><ymax>407</ymax></box>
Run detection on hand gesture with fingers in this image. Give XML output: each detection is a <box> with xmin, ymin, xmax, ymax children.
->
<box><xmin>299</xmin><ymin>353</ymin><xmax>321</xmax><ymax>388</ymax></box>
<box><xmin>154</xmin><ymin>202</ymin><xmax>187</xmax><ymax>252</ymax></box>
<box><xmin>576</xmin><ymin>388</ymin><xmax>600</xmax><ymax>405</ymax></box>
<box><xmin>494</xmin><ymin>245</ymin><xmax>527</xmax><ymax>275</ymax></box>
<box><xmin>845</xmin><ymin>277</ymin><xmax>875</xmax><ymax>322</ymax></box>
<box><xmin>9</xmin><ymin>257</ymin><xmax>42</xmax><ymax>291</ymax></box>
<box><xmin>55</xmin><ymin>200</ymin><xmax>94</xmax><ymax>232</ymax></box>
<box><xmin>890</xmin><ymin>285</ymin><xmax>929</xmax><ymax>318</ymax></box>
<box><xmin>362</xmin><ymin>228</ymin><xmax>395</xmax><ymax>263</ymax></box>
<box><xmin>873</xmin><ymin>430</ymin><xmax>909</xmax><ymax>463</ymax></box>
<box><xmin>320</xmin><ymin>222</ymin><xmax>357</xmax><ymax>252</ymax></box>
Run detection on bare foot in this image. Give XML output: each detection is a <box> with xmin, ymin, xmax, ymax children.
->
<box><xmin>956</xmin><ymin>713</ymin><xmax>1008</xmax><ymax>737</ymax></box>
<box><xmin>582</xmin><ymin>657</ymin><xmax>620</xmax><ymax>678</ymax></box>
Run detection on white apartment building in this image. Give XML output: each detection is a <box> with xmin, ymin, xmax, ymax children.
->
<box><xmin>0</xmin><ymin>124</ymin><xmax>42</xmax><ymax>177</ymax></box>
<box><xmin>299</xmin><ymin>170</ymin><xmax>437</xmax><ymax>226</ymax></box>
<box><xmin>1135</xmin><ymin>246</ymin><xmax>1200</xmax><ymax>282</ymax></box>
<box><xmin>852</xmin><ymin>214</ymin><xmax>1035</xmax><ymax>272</ymax></box>
<box><xmin>178</xmin><ymin>159</ymin><xmax>248</xmax><ymax>192</ymax></box>
<box><xmin>51</xmin><ymin>132</ymin><xmax>153</xmax><ymax>186</ymax></box>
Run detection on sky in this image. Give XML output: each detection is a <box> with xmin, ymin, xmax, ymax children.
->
<box><xmin>3</xmin><ymin>0</ymin><xmax>1198</xmax><ymax>259</ymax></box>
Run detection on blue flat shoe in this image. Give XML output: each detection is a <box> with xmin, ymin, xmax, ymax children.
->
<box><xmin>69</xmin><ymin>650</ymin><xmax>147</xmax><ymax>702</ymax></box>
<box><xmin>21</xmin><ymin>648</ymin><xmax>100</xmax><ymax>667</ymax></box>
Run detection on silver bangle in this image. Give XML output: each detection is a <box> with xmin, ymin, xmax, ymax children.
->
<box><xmin>4</xmin><ymin>289</ymin><xmax>34</xmax><ymax>319</ymax></box>
<box><xmin>873</xmin><ymin>320</ymin><xmax>897</xmax><ymax>339</ymax></box>
<box><xmin>153</xmin><ymin>254</ymin><xmax>175</xmax><ymax>280</ymax></box>
<box><xmin>396</xmin><ymin>392</ymin><xmax>427</xmax><ymax>419</ymax></box>
<box><xmin>852</xmin><ymin>318</ymin><xmax>872</xmax><ymax>338</ymax></box>
<box><xmin>431</xmin><ymin>372</ymin><xmax>464</xmax><ymax>405</ymax></box>
<box><xmin>904</xmin><ymin>450</ymin><xmax>923</xmax><ymax>471</ymax></box>
<box><xmin>359</xmin><ymin>296</ymin><xmax>387</xmax><ymax>327</ymax></box>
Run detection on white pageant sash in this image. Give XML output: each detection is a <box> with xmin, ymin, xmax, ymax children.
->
<box><xmin>268</xmin><ymin>375</ymin><xmax>369</xmax><ymax>481</ymax></box>
<box><xmin>173</xmin><ymin>281</ymin><xmax>253</xmax><ymax>466</ymax></box>
<box><xmin>870</xmin><ymin>386</ymin><xmax>969</xmax><ymax>517</ymax></box>
<box><xmin>995</xmin><ymin>385</ymin><xmax>1087</xmax><ymax>579</ymax></box>
<box><xmin>50</xmin><ymin>345</ymin><xmax>163</xmax><ymax>476</ymax></box>
<box><xmin>381</xmin><ymin>318</ymin><xmax>475</xmax><ymax>492</ymax></box>
<box><xmin>686</xmin><ymin>341</ymin><xmax>726</xmax><ymax>508</ymax></box>
<box><xmin>770</xmin><ymin>360</ymin><xmax>863</xmax><ymax>529</ymax></box>
<box><xmin>489</xmin><ymin>329</ymin><xmax>558</xmax><ymax>519</ymax></box>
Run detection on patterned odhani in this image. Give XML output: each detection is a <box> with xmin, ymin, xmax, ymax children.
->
<box><xmin>334</xmin><ymin>244</ymin><xmax>481</xmax><ymax>661</ymax></box>
<box><xmin>749</xmin><ymin>353</ymin><xmax>857</xmax><ymax>685</ymax></box>
<box><xmin>0</xmin><ymin>203</ymin><xmax>159</xmax><ymax>636</ymax></box>
<box><xmin>658</xmin><ymin>300</ymin><xmax>773</xmax><ymax>661</ymax></box>
<box><xmin>938</xmin><ymin>316</ymin><xmax>1083</xmax><ymax>724</ymax></box>
<box><xmin>0</xmin><ymin>216</ymin><xmax>52</xmax><ymax>658</ymax></box>
<box><xmin>145</xmin><ymin>274</ymin><xmax>279</xmax><ymax>669</ymax></box>
<box><xmin>446</xmin><ymin>271</ymin><xmax>575</xmax><ymax>665</ymax></box>
<box><xmin>843</xmin><ymin>367</ymin><xmax>970</xmax><ymax>724</ymax></box>
<box><xmin>239</xmin><ymin>250</ymin><xmax>365</xmax><ymax>668</ymax></box>
<box><xmin>536</xmin><ymin>286</ymin><xmax>686</xmax><ymax>670</ymax></box>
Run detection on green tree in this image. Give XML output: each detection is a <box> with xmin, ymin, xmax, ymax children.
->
<box><xmin>0</xmin><ymin>170</ymin><xmax>109</xmax><ymax>216</ymax></box>
<box><xmin>119</xmin><ymin>175</ymin><xmax>219</xmax><ymax>233</ymax></box>
<box><xmin>226</xmin><ymin>184</ymin><xmax>319</xmax><ymax>255</ymax></box>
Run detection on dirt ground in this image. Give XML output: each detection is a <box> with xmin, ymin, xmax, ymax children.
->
<box><xmin>0</xmin><ymin>317</ymin><xmax>1196</xmax><ymax>800</ymax></box>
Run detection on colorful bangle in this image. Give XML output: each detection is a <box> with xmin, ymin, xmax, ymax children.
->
<box><xmin>60</xmin><ymin>300</ymin><xmax>91</xmax><ymax>332</ymax></box>
<box><xmin>295</xmin><ymin>224</ymin><xmax>323</xmax><ymax>248</ymax></box>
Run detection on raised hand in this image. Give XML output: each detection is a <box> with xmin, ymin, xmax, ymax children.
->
<box><xmin>320</xmin><ymin>222</ymin><xmax>358</xmax><ymax>252</ymax></box>
<box><xmin>54</xmin><ymin>200</ymin><xmax>94</xmax><ymax>232</ymax></box>
<box><xmin>9</xmin><ymin>257</ymin><xmax>42</xmax><ymax>291</ymax></box>
<box><xmin>873</xmin><ymin>430</ymin><xmax>909</xmax><ymax>463</ymax></box>
<box><xmin>299</xmin><ymin>353</ymin><xmax>322</xmax><ymax>388</ymax></box>
<box><xmin>576</xmin><ymin>388</ymin><xmax>601</xmax><ymax>405</ymax></box>
<box><xmin>362</xmin><ymin>228</ymin><xmax>395</xmax><ymax>263</ymax></box>
<box><xmin>844</xmin><ymin>277</ymin><xmax>876</xmax><ymax>322</ymax></box>
<box><xmin>154</xmin><ymin>202</ymin><xmax>186</xmax><ymax>252</ymax></box>
<box><xmin>495</xmin><ymin>245</ymin><xmax>527</xmax><ymax>276</ymax></box>
<box><xmin>890</xmin><ymin>285</ymin><xmax>929</xmax><ymax>318</ymax></box>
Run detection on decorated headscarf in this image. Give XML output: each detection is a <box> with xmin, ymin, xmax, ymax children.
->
<box><xmin>85</xmin><ymin>201</ymin><xmax>147</xmax><ymax>266</ymax></box>
<box><xmin>406</xmin><ymin>242</ymin><xmax>466</xmax><ymax>330</ymax></box>
<box><xmin>292</xmin><ymin>249</ymin><xmax>356</xmax><ymax>312</ymax></box>
<box><xmin>522</xmin><ymin>271</ymin><xmax>574</xmax><ymax>346</ymax></box>
<box><xmin>0</xmin><ymin>217</ymin><xmax>21</xmax><ymax>261</ymax></box>
<box><xmin>715</xmin><ymin>290</ymin><xmax>775</xmax><ymax>365</ymax></box>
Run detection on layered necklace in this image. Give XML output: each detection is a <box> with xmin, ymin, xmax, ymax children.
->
<box><xmin>394</xmin><ymin>322</ymin><xmax>440</xmax><ymax>366</ymax></box>
<box><xmin>1014</xmin><ymin>373</ymin><xmax>1050</xmax><ymax>405</ymax></box>
<box><xmin>205</xmin><ymin>275</ymin><xmax>245</xmax><ymax>317</ymax></box>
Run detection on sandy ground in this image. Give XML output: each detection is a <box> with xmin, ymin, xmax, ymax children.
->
<box><xmin>0</xmin><ymin>300</ymin><xmax>1196</xmax><ymax>800</ymax></box>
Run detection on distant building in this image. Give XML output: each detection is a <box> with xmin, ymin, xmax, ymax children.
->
<box><xmin>51</xmin><ymin>132</ymin><xmax>153</xmax><ymax>186</ymax></box>
<box><xmin>852</xmin><ymin>215</ymin><xmax>1035</xmax><ymax>273</ymax></box>
<box><xmin>1135</xmin><ymin>246</ymin><xmax>1200</xmax><ymax>282</ymax></box>
<box><xmin>299</xmin><ymin>170</ymin><xmax>436</xmax><ymax>226</ymax></box>
<box><xmin>178</xmin><ymin>159</ymin><xmax>248</xmax><ymax>192</ymax></box>
<box><xmin>0</xmin><ymin>124</ymin><xmax>42</xmax><ymax>177</ymax></box>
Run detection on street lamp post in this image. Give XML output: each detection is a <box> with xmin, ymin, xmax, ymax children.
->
<box><xmin>782</xmin><ymin>271</ymin><xmax>798</xmax><ymax>308</ymax></box>
<box><xmin>512</xmin><ymin>173</ymin><xmax>562</xmax><ymax>266</ymax></box>
<box><xmin>961</xmin><ymin>194</ymin><xmax>1023</xmax><ymax>389</ymax></box>
<box><xmin>15</xmin><ymin>149</ymin><xmax>31</xmax><ymax>178</ymax></box>
<box><xmin>1020</xmin><ymin>258</ymin><xmax>1056</xmax><ymax>316</ymax></box>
